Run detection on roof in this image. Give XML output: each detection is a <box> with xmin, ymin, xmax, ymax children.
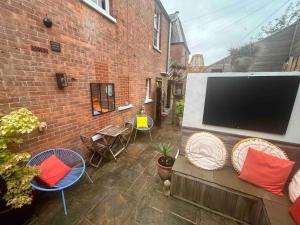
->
<box><xmin>205</xmin><ymin>56</ymin><xmax>232</xmax><ymax>72</ymax></box>
<box><xmin>169</xmin><ymin>12</ymin><xmax>190</xmax><ymax>54</ymax></box>
<box><xmin>290</xmin><ymin>20</ymin><xmax>300</xmax><ymax>56</ymax></box>
<box><xmin>155</xmin><ymin>0</ymin><xmax>171</xmax><ymax>22</ymax></box>
<box><xmin>206</xmin><ymin>20</ymin><xmax>300</xmax><ymax>72</ymax></box>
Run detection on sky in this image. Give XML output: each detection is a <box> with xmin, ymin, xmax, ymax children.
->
<box><xmin>160</xmin><ymin>0</ymin><xmax>298</xmax><ymax>65</ymax></box>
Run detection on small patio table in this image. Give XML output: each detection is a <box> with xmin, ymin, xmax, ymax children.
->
<box><xmin>97</xmin><ymin>125</ymin><xmax>129</xmax><ymax>160</ymax></box>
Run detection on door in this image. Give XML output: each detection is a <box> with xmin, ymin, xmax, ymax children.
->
<box><xmin>166</xmin><ymin>80</ymin><xmax>171</xmax><ymax>108</ymax></box>
<box><xmin>156</xmin><ymin>78</ymin><xmax>162</xmax><ymax>126</ymax></box>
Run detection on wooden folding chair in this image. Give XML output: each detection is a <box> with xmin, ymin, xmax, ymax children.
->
<box><xmin>80</xmin><ymin>134</ymin><xmax>109</xmax><ymax>168</ymax></box>
<box><xmin>120</xmin><ymin>119</ymin><xmax>134</xmax><ymax>150</ymax></box>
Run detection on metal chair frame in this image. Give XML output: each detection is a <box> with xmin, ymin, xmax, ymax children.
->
<box><xmin>133</xmin><ymin>115</ymin><xmax>154</xmax><ymax>141</ymax></box>
<box><xmin>27</xmin><ymin>148</ymin><xmax>93</xmax><ymax>215</ymax></box>
<box><xmin>121</xmin><ymin>118</ymin><xmax>134</xmax><ymax>147</ymax></box>
<box><xmin>80</xmin><ymin>134</ymin><xmax>109</xmax><ymax>168</ymax></box>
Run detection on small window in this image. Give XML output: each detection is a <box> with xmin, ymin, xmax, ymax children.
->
<box><xmin>175</xmin><ymin>82</ymin><xmax>184</xmax><ymax>96</ymax></box>
<box><xmin>101</xmin><ymin>0</ymin><xmax>106</xmax><ymax>9</ymax></box>
<box><xmin>145</xmin><ymin>78</ymin><xmax>152</xmax><ymax>101</ymax></box>
<box><xmin>153</xmin><ymin>12</ymin><xmax>161</xmax><ymax>49</ymax></box>
<box><xmin>84</xmin><ymin>0</ymin><xmax>109</xmax><ymax>11</ymax></box>
<box><xmin>82</xmin><ymin>0</ymin><xmax>116</xmax><ymax>23</ymax></box>
<box><xmin>90</xmin><ymin>83</ymin><xmax>115</xmax><ymax>116</ymax></box>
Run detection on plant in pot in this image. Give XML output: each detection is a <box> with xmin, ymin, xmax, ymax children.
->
<box><xmin>175</xmin><ymin>99</ymin><xmax>184</xmax><ymax>126</ymax></box>
<box><xmin>157</xmin><ymin>143</ymin><xmax>175</xmax><ymax>181</ymax></box>
<box><xmin>0</xmin><ymin>108</ymin><xmax>42</xmax><ymax>224</ymax></box>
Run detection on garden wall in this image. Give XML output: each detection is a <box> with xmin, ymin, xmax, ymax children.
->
<box><xmin>183</xmin><ymin>72</ymin><xmax>300</xmax><ymax>145</ymax></box>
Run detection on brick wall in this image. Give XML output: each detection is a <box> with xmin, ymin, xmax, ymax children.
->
<box><xmin>0</xmin><ymin>0</ymin><xmax>169</xmax><ymax>156</ymax></box>
<box><xmin>170</xmin><ymin>43</ymin><xmax>189</xmax><ymax>66</ymax></box>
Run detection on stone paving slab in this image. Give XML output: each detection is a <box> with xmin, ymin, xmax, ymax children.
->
<box><xmin>25</xmin><ymin>122</ymin><xmax>243</xmax><ymax>225</ymax></box>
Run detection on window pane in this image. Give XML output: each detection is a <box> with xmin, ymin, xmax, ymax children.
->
<box><xmin>153</xmin><ymin>13</ymin><xmax>160</xmax><ymax>48</ymax></box>
<box><xmin>107</xmin><ymin>84</ymin><xmax>113</xmax><ymax>97</ymax></box>
<box><xmin>146</xmin><ymin>79</ymin><xmax>151</xmax><ymax>100</ymax></box>
<box><xmin>101</xmin><ymin>0</ymin><xmax>106</xmax><ymax>10</ymax></box>
<box><xmin>107</xmin><ymin>84</ymin><xmax>115</xmax><ymax>111</ymax></box>
<box><xmin>154</xmin><ymin>14</ymin><xmax>158</xmax><ymax>29</ymax></box>
<box><xmin>100</xmin><ymin>84</ymin><xmax>109</xmax><ymax>113</ymax></box>
<box><xmin>153</xmin><ymin>31</ymin><xmax>158</xmax><ymax>47</ymax></box>
<box><xmin>91</xmin><ymin>84</ymin><xmax>102</xmax><ymax>116</ymax></box>
<box><xmin>90</xmin><ymin>83</ymin><xmax>115</xmax><ymax>116</ymax></box>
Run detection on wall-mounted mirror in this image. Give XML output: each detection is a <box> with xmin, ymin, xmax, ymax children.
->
<box><xmin>90</xmin><ymin>83</ymin><xmax>115</xmax><ymax>116</ymax></box>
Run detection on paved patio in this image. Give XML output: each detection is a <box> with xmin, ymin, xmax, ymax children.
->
<box><xmin>26</xmin><ymin>119</ymin><xmax>242</xmax><ymax>225</ymax></box>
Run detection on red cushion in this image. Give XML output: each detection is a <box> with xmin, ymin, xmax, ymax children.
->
<box><xmin>290</xmin><ymin>196</ymin><xmax>300</xmax><ymax>225</ymax></box>
<box><xmin>239</xmin><ymin>148</ymin><xmax>294</xmax><ymax>195</ymax></box>
<box><xmin>38</xmin><ymin>155</ymin><xmax>71</xmax><ymax>187</ymax></box>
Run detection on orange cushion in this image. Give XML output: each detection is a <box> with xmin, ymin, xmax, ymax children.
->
<box><xmin>290</xmin><ymin>196</ymin><xmax>300</xmax><ymax>225</ymax></box>
<box><xmin>239</xmin><ymin>148</ymin><xmax>294</xmax><ymax>195</ymax></box>
<box><xmin>38</xmin><ymin>155</ymin><xmax>71</xmax><ymax>187</ymax></box>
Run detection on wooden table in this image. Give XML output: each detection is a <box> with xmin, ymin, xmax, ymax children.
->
<box><xmin>97</xmin><ymin>125</ymin><xmax>129</xmax><ymax>161</ymax></box>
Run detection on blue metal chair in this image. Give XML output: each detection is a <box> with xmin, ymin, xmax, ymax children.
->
<box><xmin>133</xmin><ymin>115</ymin><xmax>154</xmax><ymax>141</ymax></box>
<box><xmin>27</xmin><ymin>148</ymin><xmax>93</xmax><ymax>215</ymax></box>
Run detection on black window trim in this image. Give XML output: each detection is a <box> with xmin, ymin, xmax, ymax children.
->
<box><xmin>90</xmin><ymin>82</ymin><xmax>116</xmax><ymax>117</ymax></box>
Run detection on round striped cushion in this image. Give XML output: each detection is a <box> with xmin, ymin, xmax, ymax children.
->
<box><xmin>231</xmin><ymin>138</ymin><xmax>288</xmax><ymax>173</ymax></box>
<box><xmin>289</xmin><ymin>169</ymin><xmax>300</xmax><ymax>203</ymax></box>
<box><xmin>185</xmin><ymin>132</ymin><xmax>227</xmax><ymax>170</ymax></box>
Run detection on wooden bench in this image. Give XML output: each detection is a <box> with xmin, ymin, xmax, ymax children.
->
<box><xmin>170</xmin><ymin>127</ymin><xmax>300</xmax><ymax>225</ymax></box>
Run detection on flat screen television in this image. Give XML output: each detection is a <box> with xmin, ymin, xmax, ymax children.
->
<box><xmin>203</xmin><ymin>76</ymin><xmax>300</xmax><ymax>134</ymax></box>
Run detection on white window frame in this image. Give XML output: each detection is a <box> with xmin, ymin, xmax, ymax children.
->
<box><xmin>145</xmin><ymin>78</ymin><xmax>153</xmax><ymax>103</ymax></box>
<box><xmin>153</xmin><ymin>12</ymin><xmax>161</xmax><ymax>50</ymax></box>
<box><xmin>81</xmin><ymin>0</ymin><xmax>116</xmax><ymax>23</ymax></box>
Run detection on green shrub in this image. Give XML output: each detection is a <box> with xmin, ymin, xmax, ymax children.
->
<box><xmin>0</xmin><ymin>108</ymin><xmax>41</xmax><ymax>208</ymax></box>
<box><xmin>175</xmin><ymin>99</ymin><xmax>184</xmax><ymax>117</ymax></box>
<box><xmin>158</xmin><ymin>143</ymin><xmax>174</xmax><ymax>157</ymax></box>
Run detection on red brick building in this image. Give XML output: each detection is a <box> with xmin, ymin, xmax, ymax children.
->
<box><xmin>165</xmin><ymin>12</ymin><xmax>190</xmax><ymax>108</ymax></box>
<box><xmin>0</xmin><ymin>0</ymin><xmax>171</xmax><ymax>155</ymax></box>
<box><xmin>169</xmin><ymin>12</ymin><xmax>190</xmax><ymax>67</ymax></box>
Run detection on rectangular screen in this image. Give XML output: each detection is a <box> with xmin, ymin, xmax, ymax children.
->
<box><xmin>203</xmin><ymin>76</ymin><xmax>300</xmax><ymax>134</ymax></box>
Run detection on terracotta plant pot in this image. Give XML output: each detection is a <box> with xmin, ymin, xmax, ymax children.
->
<box><xmin>157</xmin><ymin>156</ymin><xmax>175</xmax><ymax>181</ymax></box>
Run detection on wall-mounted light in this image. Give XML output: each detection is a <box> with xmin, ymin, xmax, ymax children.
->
<box><xmin>38</xmin><ymin>122</ymin><xmax>47</xmax><ymax>133</ymax></box>
<box><xmin>56</xmin><ymin>73</ymin><xmax>68</xmax><ymax>89</ymax></box>
<box><xmin>160</xmin><ymin>72</ymin><xmax>169</xmax><ymax>77</ymax></box>
<box><xmin>43</xmin><ymin>15</ymin><xmax>53</xmax><ymax>28</ymax></box>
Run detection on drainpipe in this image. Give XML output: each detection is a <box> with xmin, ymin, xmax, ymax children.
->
<box><xmin>166</xmin><ymin>19</ymin><xmax>172</xmax><ymax>73</ymax></box>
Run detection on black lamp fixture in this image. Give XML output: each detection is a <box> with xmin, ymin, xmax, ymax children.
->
<box><xmin>43</xmin><ymin>15</ymin><xmax>53</xmax><ymax>28</ymax></box>
<box><xmin>160</xmin><ymin>72</ymin><xmax>169</xmax><ymax>77</ymax></box>
<box><xmin>56</xmin><ymin>73</ymin><xmax>68</xmax><ymax>89</ymax></box>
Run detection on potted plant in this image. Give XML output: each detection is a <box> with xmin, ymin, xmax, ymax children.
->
<box><xmin>0</xmin><ymin>108</ymin><xmax>42</xmax><ymax>224</ymax></box>
<box><xmin>157</xmin><ymin>143</ymin><xmax>175</xmax><ymax>181</ymax></box>
<box><xmin>175</xmin><ymin>99</ymin><xmax>184</xmax><ymax>126</ymax></box>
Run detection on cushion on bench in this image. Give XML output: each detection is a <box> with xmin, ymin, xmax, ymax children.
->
<box><xmin>239</xmin><ymin>148</ymin><xmax>295</xmax><ymax>196</ymax></box>
<box><xmin>172</xmin><ymin>156</ymin><xmax>295</xmax><ymax>225</ymax></box>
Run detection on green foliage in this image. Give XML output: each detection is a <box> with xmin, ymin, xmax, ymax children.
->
<box><xmin>175</xmin><ymin>99</ymin><xmax>185</xmax><ymax>117</ymax></box>
<box><xmin>0</xmin><ymin>108</ymin><xmax>41</xmax><ymax>208</ymax></box>
<box><xmin>256</xmin><ymin>1</ymin><xmax>300</xmax><ymax>40</ymax></box>
<box><xmin>158</xmin><ymin>143</ymin><xmax>174</xmax><ymax>157</ymax></box>
<box><xmin>169</xmin><ymin>61</ymin><xmax>187</xmax><ymax>80</ymax></box>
